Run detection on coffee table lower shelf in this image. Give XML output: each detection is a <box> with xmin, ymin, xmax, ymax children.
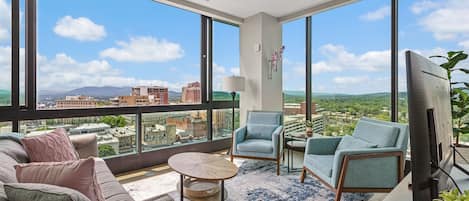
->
<box><xmin>175</xmin><ymin>175</ymin><xmax>228</xmax><ymax>201</ymax></box>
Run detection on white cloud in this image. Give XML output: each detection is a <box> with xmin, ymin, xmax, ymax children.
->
<box><xmin>53</xmin><ymin>16</ymin><xmax>106</xmax><ymax>41</ymax></box>
<box><xmin>318</xmin><ymin>44</ymin><xmax>390</xmax><ymax>72</ymax></box>
<box><xmin>230</xmin><ymin>67</ymin><xmax>240</xmax><ymax>75</ymax></box>
<box><xmin>213</xmin><ymin>63</ymin><xmax>226</xmax><ymax>74</ymax></box>
<box><xmin>418</xmin><ymin>0</ymin><xmax>469</xmax><ymax>41</ymax></box>
<box><xmin>458</xmin><ymin>40</ymin><xmax>469</xmax><ymax>49</ymax></box>
<box><xmin>34</xmin><ymin>52</ymin><xmax>186</xmax><ymax>91</ymax></box>
<box><xmin>0</xmin><ymin>0</ymin><xmax>10</xmax><ymax>42</ymax></box>
<box><xmin>333</xmin><ymin>76</ymin><xmax>369</xmax><ymax>85</ymax></box>
<box><xmin>100</xmin><ymin>36</ymin><xmax>184</xmax><ymax>62</ymax></box>
<box><xmin>411</xmin><ymin>1</ymin><xmax>440</xmax><ymax>14</ymax></box>
<box><xmin>360</xmin><ymin>6</ymin><xmax>390</xmax><ymax>21</ymax></box>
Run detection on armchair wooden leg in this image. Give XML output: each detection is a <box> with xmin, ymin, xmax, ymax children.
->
<box><xmin>300</xmin><ymin>167</ymin><xmax>306</xmax><ymax>183</ymax></box>
<box><xmin>230</xmin><ymin>152</ymin><xmax>233</xmax><ymax>162</ymax></box>
<box><xmin>334</xmin><ymin>188</ymin><xmax>343</xmax><ymax>201</ymax></box>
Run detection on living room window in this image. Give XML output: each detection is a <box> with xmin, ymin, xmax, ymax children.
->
<box><xmin>36</xmin><ymin>1</ymin><xmax>201</xmax><ymax>109</ymax></box>
<box><xmin>311</xmin><ymin>0</ymin><xmax>392</xmax><ymax>136</ymax></box>
<box><xmin>282</xmin><ymin>18</ymin><xmax>308</xmax><ymax>136</ymax></box>
<box><xmin>0</xmin><ymin>0</ymin><xmax>12</xmax><ymax>107</ymax></box>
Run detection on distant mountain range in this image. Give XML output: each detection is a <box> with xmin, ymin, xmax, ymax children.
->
<box><xmin>38</xmin><ymin>86</ymin><xmax>182</xmax><ymax>101</ymax></box>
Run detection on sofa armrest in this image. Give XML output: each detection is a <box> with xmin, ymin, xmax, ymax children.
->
<box><xmin>305</xmin><ymin>137</ymin><xmax>342</xmax><ymax>155</ymax></box>
<box><xmin>70</xmin><ymin>134</ymin><xmax>98</xmax><ymax>158</ymax></box>
<box><xmin>331</xmin><ymin>148</ymin><xmax>404</xmax><ymax>188</ymax></box>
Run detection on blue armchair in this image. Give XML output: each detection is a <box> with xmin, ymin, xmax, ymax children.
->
<box><xmin>300</xmin><ymin>117</ymin><xmax>409</xmax><ymax>201</ymax></box>
<box><xmin>230</xmin><ymin>111</ymin><xmax>284</xmax><ymax>175</ymax></box>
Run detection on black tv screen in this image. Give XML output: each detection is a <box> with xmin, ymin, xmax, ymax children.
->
<box><xmin>406</xmin><ymin>51</ymin><xmax>454</xmax><ymax>200</ymax></box>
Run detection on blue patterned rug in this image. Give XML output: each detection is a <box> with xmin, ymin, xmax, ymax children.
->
<box><xmin>223</xmin><ymin>159</ymin><xmax>372</xmax><ymax>201</ymax></box>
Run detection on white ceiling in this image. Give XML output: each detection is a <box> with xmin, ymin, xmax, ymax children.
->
<box><xmin>185</xmin><ymin>0</ymin><xmax>332</xmax><ymax>18</ymax></box>
<box><xmin>155</xmin><ymin>0</ymin><xmax>355</xmax><ymax>24</ymax></box>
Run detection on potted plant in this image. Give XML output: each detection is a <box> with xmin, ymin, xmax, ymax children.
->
<box><xmin>430</xmin><ymin>51</ymin><xmax>469</xmax><ymax>146</ymax></box>
<box><xmin>434</xmin><ymin>189</ymin><xmax>469</xmax><ymax>201</ymax></box>
<box><xmin>305</xmin><ymin>120</ymin><xmax>313</xmax><ymax>137</ymax></box>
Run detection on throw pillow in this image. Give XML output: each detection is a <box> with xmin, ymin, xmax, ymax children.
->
<box><xmin>4</xmin><ymin>183</ymin><xmax>91</xmax><ymax>201</ymax></box>
<box><xmin>15</xmin><ymin>158</ymin><xmax>104</xmax><ymax>201</ymax></box>
<box><xmin>336</xmin><ymin>135</ymin><xmax>378</xmax><ymax>151</ymax></box>
<box><xmin>20</xmin><ymin>128</ymin><xmax>79</xmax><ymax>162</ymax></box>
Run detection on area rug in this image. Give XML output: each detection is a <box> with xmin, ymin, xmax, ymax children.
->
<box><xmin>123</xmin><ymin>159</ymin><xmax>372</xmax><ymax>201</ymax></box>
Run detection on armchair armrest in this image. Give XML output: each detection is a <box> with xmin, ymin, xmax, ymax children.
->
<box><xmin>272</xmin><ymin>126</ymin><xmax>284</xmax><ymax>155</ymax></box>
<box><xmin>305</xmin><ymin>137</ymin><xmax>342</xmax><ymax>155</ymax></box>
<box><xmin>332</xmin><ymin>147</ymin><xmax>404</xmax><ymax>188</ymax></box>
<box><xmin>70</xmin><ymin>134</ymin><xmax>98</xmax><ymax>158</ymax></box>
<box><xmin>232</xmin><ymin>126</ymin><xmax>247</xmax><ymax>153</ymax></box>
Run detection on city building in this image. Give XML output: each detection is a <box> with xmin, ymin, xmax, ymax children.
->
<box><xmin>55</xmin><ymin>95</ymin><xmax>97</xmax><ymax>109</ymax></box>
<box><xmin>166</xmin><ymin>112</ymin><xmax>207</xmax><ymax>138</ymax></box>
<box><xmin>212</xmin><ymin>110</ymin><xmax>230</xmax><ymax>138</ymax></box>
<box><xmin>284</xmin><ymin>114</ymin><xmax>325</xmax><ymax>135</ymax></box>
<box><xmin>109</xmin><ymin>127</ymin><xmax>136</xmax><ymax>154</ymax></box>
<box><xmin>132</xmin><ymin>86</ymin><xmax>169</xmax><ymax>105</ymax></box>
<box><xmin>115</xmin><ymin>95</ymin><xmax>150</xmax><ymax>106</ymax></box>
<box><xmin>181</xmin><ymin>82</ymin><xmax>201</xmax><ymax>103</ymax></box>
<box><xmin>283</xmin><ymin>101</ymin><xmax>317</xmax><ymax>115</ymax></box>
<box><xmin>142</xmin><ymin>124</ymin><xmax>177</xmax><ymax>147</ymax></box>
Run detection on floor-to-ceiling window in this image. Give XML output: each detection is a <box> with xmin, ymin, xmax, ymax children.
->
<box><xmin>311</xmin><ymin>0</ymin><xmax>392</xmax><ymax>136</ymax></box>
<box><xmin>1</xmin><ymin>0</ymin><xmax>238</xmax><ymax>166</ymax></box>
<box><xmin>0</xmin><ymin>0</ymin><xmax>12</xmax><ymax>107</ymax></box>
<box><xmin>212</xmin><ymin>21</ymin><xmax>240</xmax><ymax>139</ymax></box>
<box><xmin>282</xmin><ymin>18</ymin><xmax>308</xmax><ymax>135</ymax></box>
<box><xmin>398</xmin><ymin>0</ymin><xmax>469</xmax><ymax>144</ymax></box>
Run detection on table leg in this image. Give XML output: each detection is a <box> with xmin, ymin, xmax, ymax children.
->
<box><xmin>291</xmin><ymin>149</ymin><xmax>294</xmax><ymax>169</ymax></box>
<box><xmin>287</xmin><ymin>148</ymin><xmax>290</xmax><ymax>173</ymax></box>
<box><xmin>180</xmin><ymin>175</ymin><xmax>184</xmax><ymax>201</ymax></box>
<box><xmin>221</xmin><ymin>180</ymin><xmax>225</xmax><ymax>201</ymax></box>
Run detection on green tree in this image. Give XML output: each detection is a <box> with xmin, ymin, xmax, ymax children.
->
<box><xmin>430</xmin><ymin>51</ymin><xmax>469</xmax><ymax>145</ymax></box>
<box><xmin>98</xmin><ymin>144</ymin><xmax>116</xmax><ymax>157</ymax></box>
<box><xmin>99</xmin><ymin>115</ymin><xmax>127</xmax><ymax>128</ymax></box>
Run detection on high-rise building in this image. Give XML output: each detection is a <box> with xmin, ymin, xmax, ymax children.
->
<box><xmin>56</xmin><ymin>95</ymin><xmax>97</xmax><ymax>109</ymax></box>
<box><xmin>181</xmin><ymin>82</ymin><xmax>201</xmax><ymax>103</ymax></box>
<box><xmin>115</xmin><ymin>95</ymin><xmax>150</xmax><ymax>106</ymax></box>
<box><xmin>283</xmin><ymin>101</ymin><xmax>317</xmax><ymax>115</ymax></box>
<box><xmin>132</xmin><ymin>86</ymin><xmax>169</xmax><ymax>105</ymax></box>
<box><xmin>284</xmin><ymin>114</ymin><xmax>325</xmax><ymax>135</ymax></box>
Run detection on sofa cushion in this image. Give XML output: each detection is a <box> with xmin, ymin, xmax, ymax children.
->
<box><xmin>20</xmin><ymin>128</ymin><xmax>79</xmax><ymax>162</ymax></box>
<box><xmin>336</xmin><ymin>135</ymin><xmax>377</xmax><ymax>151</ymax></box>
<box><xmin>15</xmin><ymin>158</ymin><xmax>105</xmax><ymax>201</ymax></box>
<box><xmin>353</xmin><ymin>120</ymin><xmax>399</xmax><ymax>147</ymax></box>
<box><xmin>237</xmin><ymin>139</ymin><xmax>273</xmax><ymax>154</ymax></box>
<box><xmin>304</xmin><ymin>154</ymin><xmax>334</xmax><ymax>177</ymax></box>
<box><xmin>247</xmin><ymin>112</ymin><xmax>281</xmax><ymax>125</ymax></box>
<box><xmin>246</xmin><ymin>124</ymin><xmax>278</xmax><ymax>140</ymax></box>
<box><xmin>4</xmin><ymin>183</ymin><xmax>91</xmax><ymax>201</ymax></box>
<box><xmin>0</xmin><ymin>140</ymin><xmax>28</xmax><ymax>184</ymax></box>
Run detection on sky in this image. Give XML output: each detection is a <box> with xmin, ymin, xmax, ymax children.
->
<box><xmin>0</xmin><ymin>0</ymin><xmax>468</xmax><ymax>94</ymax></box>
<box><xmin>283</xmin><ymin>0</ymin><xmax>469</xmax><ymax>94</ymax></box>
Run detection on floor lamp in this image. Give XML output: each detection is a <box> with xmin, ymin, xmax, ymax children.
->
<box><xmin>223</xmin><ymin>76</ymin><xmax>245</xmax><ymax>154</ymax></box>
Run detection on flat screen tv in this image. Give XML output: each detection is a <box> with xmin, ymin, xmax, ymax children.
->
<box><xmin>406</xmin><ymin>50</ymin><xmax>455</xmax><ymax>200</ymax></box>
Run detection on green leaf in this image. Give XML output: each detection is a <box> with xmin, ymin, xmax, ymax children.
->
<box><xmin>448</xmin><ymin>51</ymin><xmax>465</xmax><ymax>58</ymax></box>
<box><xmin>459</xmin><ymin>68</ymin><xmax>469</xmax><ymax>74</ymax></box>
<box><xmin>430</xmin><ymin>55</ymin><xmax>448</xmax><ymax>59</ymax></box>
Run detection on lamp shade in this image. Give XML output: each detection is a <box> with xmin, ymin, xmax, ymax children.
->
<box><xmin>223</xmin><ymin>76</ymin><xmax>245</xmax><ymax>92</ymax></box>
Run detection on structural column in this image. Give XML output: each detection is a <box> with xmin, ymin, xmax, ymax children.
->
<box><xmin>239</xmin><ymin>13</ymin><xmax>283</xmax><ymax>124</ymax></box>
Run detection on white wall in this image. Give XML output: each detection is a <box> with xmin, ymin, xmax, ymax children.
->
<box><xmin>239</xmin><ymin>13</ymin><xmax>283</xmax><ymax>124</ymax></box>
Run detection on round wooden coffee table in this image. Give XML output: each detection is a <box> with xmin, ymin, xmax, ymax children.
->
<box><xmin>168</xmin><ymin>152</ymin><xmax>238</xmax><ymax>201</ymax></box>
